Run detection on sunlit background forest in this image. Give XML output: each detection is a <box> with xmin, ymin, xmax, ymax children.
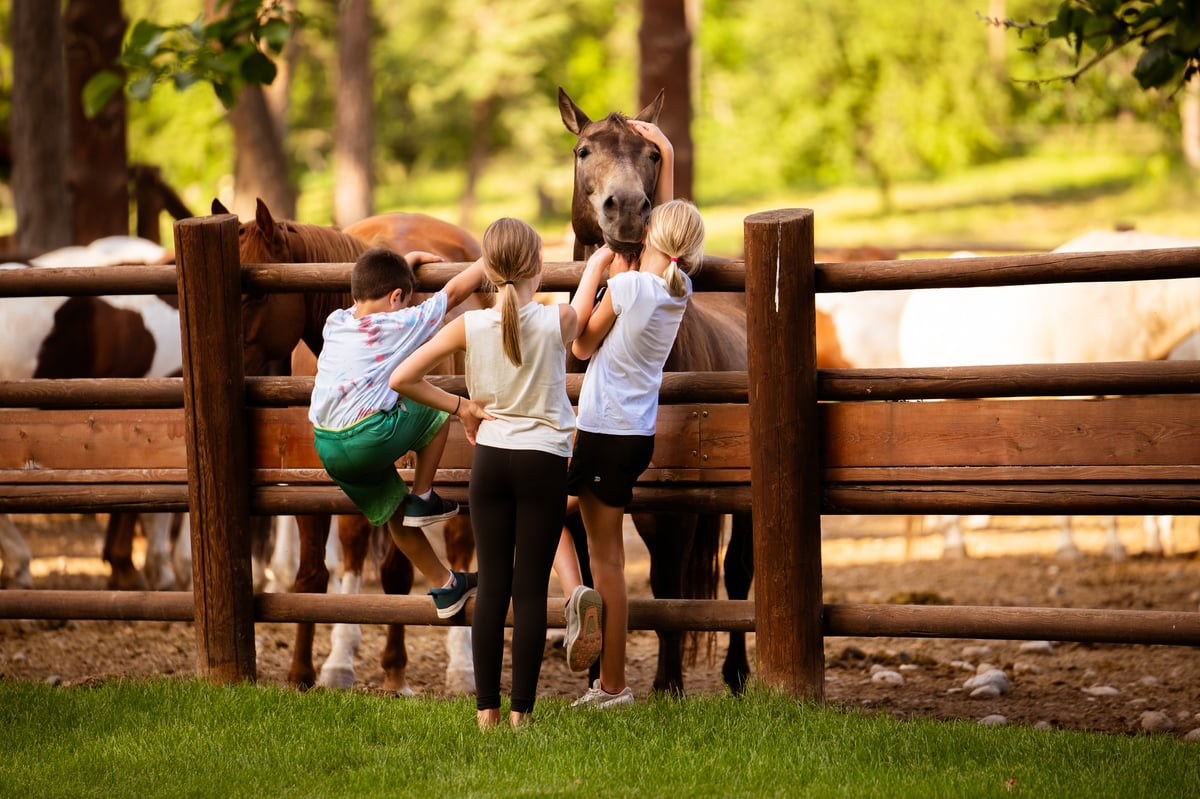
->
<box><xmin>2</xmin><ymin>0</ymin><xmax>1197</xmax><ymax>256</ymax></box>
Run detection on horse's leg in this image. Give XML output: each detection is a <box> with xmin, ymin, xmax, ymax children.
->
<box><xmin>1143</xmin><ymin>515</ymin><xmax>1173</xmax><ymax>557</ymax></box>
<box><xmin>0</xmin><ymin>514</ymin><xmax>33</xmax><ymax>589</ymax></box>
<box><xmin>317</xmin><ymin>515</ymin><xmax>368</xmax><ymax>690</ymax></box>
<box><xmin>103</xmin><ymin>513</ymin><xmax>147</xmax><ymax>590</ymax></box>
<box><xmin>288</xmin><ymin>514</ymin><xmax>332</xmax><ymax>688</ymax></box>
<box><xmin>1054</xmin><ymin>515</ymin><xmax>1083</xmax><ymax>560</ymax></box>
<box><xmin>940</xmin><ymin>515</ymin><xmax>969</xmax><ymax>559</ymax></box>
<box><xmin>266</xmin><ymin>515</ymin><xmax>300</xmax><ymax>594</ymax></box>
<box><xmin>170</xmin><ymin>513</ymin><xmax>193</xmax><ymax>591</ymax></box>
<box><xmin>633</xmin><ymin>512</ymin><xmax>699</xmax><ymax>696</ymax></box>
<box><xmin>441</xmin><ymin>514</ymin><xmax>476</xmax><ymax>695</ymax></box>
<box><xmin>722</xmin><ymin>512</ymin><xmax>753</xmax><ymax>695</ymax></box>
<box><xmin>379</xmin><ymin>538</ymin><xmax>415</xmax><ymax>696</ymax></box>
<box><xmin>246</xmin><ymin>515</ymin><xmax>275</xmax><ymax>593</ymax></box>
<box><xmin>1101</xmin><ymin>515</ymin><xmax>1128</xmax><ymax>561</ymax></box>
<box><xmin>139</xmin><ymin>513</ymin><xmax>178</xmax><ymax>590</ymax></box>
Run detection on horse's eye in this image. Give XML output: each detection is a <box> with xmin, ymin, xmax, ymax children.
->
<box><xmin>576</xmin><ymin>146</ymin><xmax>590</xmax><ymax>159</ymax></box>
<box><xmin>649</xmin><ymin>150</ymin><xmax>661</xmax><ymax>163</ymax></box>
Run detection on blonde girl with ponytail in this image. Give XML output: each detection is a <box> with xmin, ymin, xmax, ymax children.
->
<box><xmin>562</xmin><ymin>198</ymin><xmax>706</xmax><ymax>710</ymax></box>
<box><xmin>390</xmin><ymin>217</ymin><xmax>609</xmax><ymax>730</ymax></box>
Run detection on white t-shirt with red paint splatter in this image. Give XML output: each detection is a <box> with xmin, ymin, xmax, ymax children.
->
<box><xmin>309</xmin><ymin>291</ymin><xmax>448</xmax><ymax>430</ymax></box>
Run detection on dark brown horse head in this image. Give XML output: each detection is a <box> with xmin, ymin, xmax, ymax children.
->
<box><xmin>558</xmin><ymin>87</ymin><xmax>665</xmax><ymax>260</ymax></box>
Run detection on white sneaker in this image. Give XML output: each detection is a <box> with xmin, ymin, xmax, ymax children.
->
<box><xmin>564</xmin><ymin>585</ymin><xmax>603</xmax><ymax>672</ymax></box>
<box><xmin>571</xmin><ymin>679</ymin><xmax>634</xmax><ymax>709</ymax></box>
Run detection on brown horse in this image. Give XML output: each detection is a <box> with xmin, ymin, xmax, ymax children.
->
<box><xmin>217</xmin><ymin>197</ymin><xmax>481</xmax><ymax>694</ymax></box>
<box><xmin>558</xmin><ymin>87</ymin><xmax>757</xmax><ymax>694</ymax></box>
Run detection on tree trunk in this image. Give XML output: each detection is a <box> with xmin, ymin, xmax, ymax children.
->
<box><xmin>333</xmin><ymin>0</ymin><xmax>374</xmax><ymax>226</ymax></box>
<box><xmin>64</xmin><ymin>0</ymin><xmax>129</xmax><ymax>245</ymax></box>
<box><xmin>460</xmin><ymin>96</ymin><xmax>492</xmax><ymax>229</ymax></box>
<box><xmin>11</xmin><ymin>0</ymin><xmax>72</xmax><ymax>253</ymax></box>
<box><xmin>230</xmin><ymin>86</ymin><xmax>297</xmax><ymax>220</ymax></box>
<box><xmin>638</xmin><ymin>0</ymin><xmax>694</xmax><ymax>202</ymax></box>
<box><xmin>203</xmin><ymin>0</ymin><xmax>296</xmax><ymax>220</ymax></box>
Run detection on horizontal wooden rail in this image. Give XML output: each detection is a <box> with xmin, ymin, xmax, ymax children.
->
<box><xmin>6</xmin><ymin>361</ymin><xmax>1200</xmax><ymax>410</ymax></box>
<box><xmin>817</xmin><ymin>246</ymin><xmax>1200</xmax><ymax>291</ymax></box>
<box><xmin>4</xmin><ymin>246</ymin><xmax>1199</xmax><ymax>298</ymax></box>
<box><xmin>1</xmin><ymin>591</ymin><xmax>1195</xmax><ymax>646</ymax></box>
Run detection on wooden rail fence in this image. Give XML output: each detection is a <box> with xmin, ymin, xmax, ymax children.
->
<box><xmin>1</xmin><ymin>209</ymin><xmax>1199</xmax><ymax>696</ymax></box>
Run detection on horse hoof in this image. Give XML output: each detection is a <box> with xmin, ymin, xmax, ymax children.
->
<box><xmin>107</xmin><ymin>569</ymin><xmax>148</xmax><ymax>591</ymax></box>
<box><xmin>1055</xmin><ymin>544</ymin><xmax>1084</xmax><ymax>562</ymax></box>
<box><xmin>1</xmin><ymin>568</ymin><xmax>33</xmax><ymax>590</ymax></box>
<box><xmin>316</xmin><ymin>665</ymin><xmax>356</xmax><ymax>690</ymax></box>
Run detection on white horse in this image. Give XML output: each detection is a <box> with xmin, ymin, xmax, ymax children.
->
<box><xmin>0</xmin><ymin>237</ymin><xmax>192</xmax><ymax>590</ymax></box>
<box><xmin>899</xmin><ymin>230</ymin><xmax>1200</xmax><ymax>559</ymax></box>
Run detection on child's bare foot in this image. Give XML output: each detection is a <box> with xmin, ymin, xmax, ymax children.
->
<box><xmin>478</xmin><ymin>708</ymin><xmax>501</xmax><ymax>730</ymax></box>
<box><xmin>509</xmin><ymin>711</ymin><xmax>531</xmax><ymax>729</ymax></box>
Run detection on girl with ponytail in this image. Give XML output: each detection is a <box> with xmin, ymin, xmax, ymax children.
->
<box><xmin>390</xmin><ymin>217</ymin><xmax>609</xmax><ymax>730</ymax></box>
<box><xmin>562</xmin><ymin>197</ymin><xmax>706</xmax><ymax>710</ymax></box>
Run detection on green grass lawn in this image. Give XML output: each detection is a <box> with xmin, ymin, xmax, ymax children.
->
<box><xmin>1</xmin><ymin>679</ymin><xmax>1196</xmax><ymax>798</ymax></box>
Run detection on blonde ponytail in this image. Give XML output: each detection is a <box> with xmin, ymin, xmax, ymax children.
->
<box><xmin>480</xmin><ymin>218</ymin><xmax>543</xmax><ymax>366</ymax></box>
<box><xmin>646</xmin><ymin>200</ymin><xmax>705</xmax><ymax>299</ymax></box>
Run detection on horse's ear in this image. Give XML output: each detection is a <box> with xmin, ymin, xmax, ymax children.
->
<box><xmin>211</xmin><ymin>198</ymin><xmax>230</xmax><ymax>216</ymax></box>
<box><xmin>255</xmin><ymin>198</ymin><xmax>275</xmax><ymax>232</ymax></box>
<box><xmin>558</xmin><ymin>86</ymin><xmax>590</xmax><ymax>135</ymax></box>
<box><xmin>635</xmin><ymin>89</ymin><xmax>665</xmax><ymax>125</ymax></box>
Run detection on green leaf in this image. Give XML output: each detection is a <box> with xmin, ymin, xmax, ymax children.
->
<box><xmin>126</xmin><ymin>20</ymin><xmax>163</xmax><ymax>54</ymax></box>
<box><xmin>259</xmin><ymin>18</ymin><xmax>291</xmax><ymax>53</ymax></box>
<box><xmin>240</xmin><ymin>51</ymin><xmax>278</xmax><ymax>85</ymax></box>
<box><xmin>213</xmin><ymin>81</ymin><xmax>236</xmax><ymax>110</ymax></box>
<box><xmin>128</xmin><ymin>73</ymin><xmax>157</xmax><ymax>102</ymax></box>
<box><xmin>1132</xmin><ymin>35</ymin><xmax>1178</xmax><ymax>88</ymax></box>
<box><xmin>82</xmin><ymin>70</ymin><xmax>123</xmax><ymax>118</ymax></box>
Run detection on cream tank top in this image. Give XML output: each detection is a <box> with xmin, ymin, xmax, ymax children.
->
<box><xmin>464</xmin><ymin>301</ymin><xmax>576</xmax><ymax>457</ymax></box>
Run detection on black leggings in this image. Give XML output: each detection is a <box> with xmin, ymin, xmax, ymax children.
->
<box><xmin>470</xmin><ymin>444</ymin><xmax>567</xmax><ymax>713</ymax></box>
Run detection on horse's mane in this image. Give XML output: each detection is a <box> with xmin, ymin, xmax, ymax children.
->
<box><xmin>285</xmin><ymin>222</ymin><xmax>370</xmax><ymax>262</ymax></box>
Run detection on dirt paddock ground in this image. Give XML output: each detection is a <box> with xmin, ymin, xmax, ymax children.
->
<box><xmin>2</xmin><ymin>512</ymin><xmax>1198</xmax><ymax>739</ymax></box>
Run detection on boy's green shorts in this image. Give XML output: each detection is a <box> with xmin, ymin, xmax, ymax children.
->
<box><xmin>312</xmin><ymin>400</ymin><xmax>448</xmax><ymax>527</ymax></box>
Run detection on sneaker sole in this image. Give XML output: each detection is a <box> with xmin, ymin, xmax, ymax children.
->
<box><xmin>404</xmin><ymin>508</ymin><xmax>459</xmax><ymax>527</ymax></box>
<box><xmin>435</xmin><ymin>586</ymin><xmax>476</xmax><ymax>619</ymax></box>
<box><xmin>566</xmin><ymin>589</ymin><xmax>603</xmax><ymax>672</ymax></box>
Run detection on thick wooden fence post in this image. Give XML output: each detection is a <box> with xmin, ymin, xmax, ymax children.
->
<box><xmin>174</xmin><ymin>214</ymin><xmax>256</xmax><ymax>683</ymax></box>
<box><xmin>744</xmin><ymin>209</ymin><xmax>824</xmax><ymax>699</ymax></box>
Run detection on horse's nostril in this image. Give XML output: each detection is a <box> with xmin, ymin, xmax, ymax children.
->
<box><xmin>604</xmin><ymin>196</ymin><xmax>617</xmax><ymax>210</ymax></box>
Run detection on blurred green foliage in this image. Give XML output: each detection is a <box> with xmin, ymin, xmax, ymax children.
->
<box><xmin>1</xmin><ymin>0</ymin><xmax>1193</xmax><ymax>228</ymax></box>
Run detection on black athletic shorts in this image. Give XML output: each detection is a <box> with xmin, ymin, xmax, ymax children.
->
<box><xmin>567</xmin><ymin>429</ymin><xmax>655</xmax><ymax>508</ymax></box>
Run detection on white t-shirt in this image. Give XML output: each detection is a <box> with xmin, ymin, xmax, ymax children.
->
<box><xmin>309</xmin><ymin>292</ymin><xmax>448</xmax><ymax>430</ymax></box>
<box><xmin>575</xmin><ymin>269</ymin><xmax>691</xmax><ymax>436</ymax></box>
<box><xmin>465</xmin><ymin>301</ymin><xmax>576</xmax><ymax>457</ymax></box>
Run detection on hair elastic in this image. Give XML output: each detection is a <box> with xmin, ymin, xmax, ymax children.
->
<box><xmin>500</xmin><ymin>280</ymin><xmax>515</xmax><ymax>286</ymax></box>
<box><xmin>453</xmin><ymin>395</ymin><xmax>462</xmax><ymax>416</ymax></box>
<box><xmin>669</xmin><ymin>257</ymin><xmax>679</xmax><ymax>264</ymax></box>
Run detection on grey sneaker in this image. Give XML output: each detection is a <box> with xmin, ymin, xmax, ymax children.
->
<box><xmin>404</xmin><ymin>490</ymin><xmax>459</xmax><ymax>527</ymax></box>
<box><xmin>571</xmin><ymin>679</ymin><xmax>634</xmax><ymax>709</ymax></box>
<box><xmin>429</xmin><ymin>570</ymin><xmax>477</xmax><ymax>619</ymax></box>
<box><xmin>564</xmin><ymin>585</ymin><xmax>603</xmax><ymax>672</ymax></box>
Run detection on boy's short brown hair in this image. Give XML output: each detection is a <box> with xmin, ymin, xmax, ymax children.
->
<box><xmin>351</xmin><ymin>247</ymin><xmax>417</xmax><ymax>302</ymax></box>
